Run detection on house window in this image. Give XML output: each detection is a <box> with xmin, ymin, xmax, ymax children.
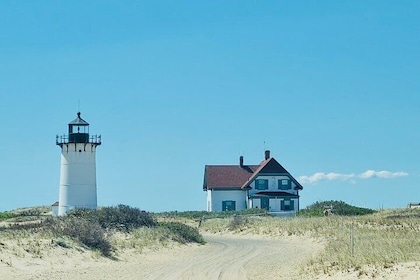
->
<box><xmin>222</xmin><ymin>200</ymin><xmax>236</xmax><ymax>211</ymax></box>
<box><xmin>255</xmin><ymin>179</ymin><xmax>268</xmax><ymax>190</ymax></box>
<box><xmin>278</xmin><ymin>179</ymin><xmax>291</xmax><ymax>190</ymax></box>
<box><xmin>281</xmin><ymin>199</ymin><xmax>294</xmax><ymax>211</ymax></box>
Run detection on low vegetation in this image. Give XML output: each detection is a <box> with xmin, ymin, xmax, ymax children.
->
<box><xmin>0</xmin><ymin>205</ymin><xmax>205</xmax><ymax>258</ymax></box>
<box><xmin>158</xmin><ymin>222</ymin><xmax>205</xmax><ymax>244</ymax></box>
<box><xmin>2</xmin><ymin>202</ymin><xmax>418</xmax><ymax>277</ymax></box>
<box><xmin>156</xmin><ymin>208</ymin><xmax>267</xmax><ymax>222</ymax></box>
<box><xmin>199</xmin><ymin>201</ymin><xmax>420</xmax><ymax>277</ymax></box>
<box><xmin>68</xmin><ymin>205</ymin><xmax>157</xmax><ymax>231</ymax></box>
<box><xmin>0</xmin><ymin>211</ymin><xmax>15</xmax><ymax>220</ymax></box>
<box><xmin>298</xmin><ymin>200</ymin><xmax>376</xmax><ymax>217</ymax></box>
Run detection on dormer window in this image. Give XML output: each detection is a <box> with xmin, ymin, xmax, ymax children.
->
<box><xmin>255</xmin><ymin>179</ymin><xmax>268</xmax><ymax>190</ymax></box>
<box><xmin>278</xmin><ymin>179</ymin><xmax>291</xmax><ymax>190</ymax></box>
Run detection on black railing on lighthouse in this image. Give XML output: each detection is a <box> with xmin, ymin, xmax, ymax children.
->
<box><xmin>56</xmin><ymin>134</ymin><xmax>102</xmax><ymax>146</ymax></box>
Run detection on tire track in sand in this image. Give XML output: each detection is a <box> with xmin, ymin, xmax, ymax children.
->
<box><xmin>147</xmin><ymin>234</ymin><xmax>320</xmax><ymax>280</ymax></box>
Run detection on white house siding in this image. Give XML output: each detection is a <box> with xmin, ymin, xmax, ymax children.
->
<box><xmin>270</xmin><ymin>198</ymin><xmax>281</xmax><ymax>212</ymax></box>
<box><xmin>252</xmin><ymin>199</ymin><xmax>261</xmax><ymax>208</ymax></box>
<box><xmin>208</xmin><ymin>189</ymin><xmax>247</xmax><ymax>212</ymax></box>
<box><xmin>250</xmin><ymin>198</ymin><xmax>298</xmax><ymax>212</ymax></box>
<box><xmin>248</xmin><ymin>175</ymin><xmax>298</xmax><ymax>196</ymax></box>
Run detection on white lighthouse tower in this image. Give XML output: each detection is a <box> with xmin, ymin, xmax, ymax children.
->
<box><xmin>56</xmin><ymin>112</ymin><xmax>101</xmax><ymax>216</ymax></box>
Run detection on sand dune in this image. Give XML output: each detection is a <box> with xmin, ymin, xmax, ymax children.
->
<box><xmin>1</xmin><ymin>233</ymin><xmax>321</xmax><ymax>280</ymax></box>
<box><xmin>1</xmin><ymin>232</ymin><xmax>418</xmax><ymax>279</ymax></box>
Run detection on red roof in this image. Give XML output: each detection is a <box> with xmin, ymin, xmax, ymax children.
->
<box><xmin>203</xmin><ymin>157</ymin><xmax>303</xmax><ymax>191</ymax></box>
<box><xmin>204</xmin><ymin>165</ymin><xmax>259</xmax><ymax>189</ymax></box>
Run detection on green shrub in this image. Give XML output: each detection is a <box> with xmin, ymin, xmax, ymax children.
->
<box><xmin>5</xmin><ymin>221</ymin><xmax>44</xmax><ymax>231</ymax></box>
<box><xmin>156</xmin><ymin>208</ymin><xmax>267</xmax><ymax>220</ymax></box>
<box><xmin>299</xmin><ymin>200</ymin><xmax>376</xmax><ymax>217</ymax></box>
<box><xmin>48</xmin><ymin>217</ymin><xmax>112</xmax><ymax>256</ymax></box>
<box><xmin>157</xmin><ymin>211</ymin><xmax>209</xmax><ymax>220</ymax></box>
<box><xmin>2</xmin><ymin>206</ymin><xmax>207</xmax><ymax>258</ymax></box>
<box><xmin>68</xmin><ymin>205</ymin><xmax>157</xmax><ymax>231</ymax></box>
<box><xmin>0</xmin><ymin>211</ymin><xmax>15</xmax><ymax>220</ymax></box>
<box><xmin>18</xmin><ymin>208</ymin><xmax>42</xmax><ymax>217</ymax></box>
<box><xmin>159</xmin><ymin>222</ymin><xmax>205</xmax><ymax>244</ymax></box>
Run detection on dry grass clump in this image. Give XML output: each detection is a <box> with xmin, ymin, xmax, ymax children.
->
<box><xmin>200</xmin><ymin>208</ymin><xmax>420</xmax><ymax>275</ymax></box>
<box><xmin>112</xmin><ymin>227</ymin><xmax>164</xmax><ymax>252</ymax></box>
<box><xmin>159</xmin><ymin>222</ymin><xmax>205</xmax><ymax>244</ymax></box>
<box><xmin>306</xmin><ymin>212</ymin><xmax>420</xmax><ymax>275</ymax></box>
<box><xmin>0</xmin><ymin>205</ymin><xmax>206</xmax><ymax>262</ymax></box>
<box><xmin>113</xmin><ymin>221</ymin><xmax>205</xmax><ymax>253</ymax></box>
<box><xmin>47</xmin><ymin>216</ymin><xmax>113</xmax><ymax>256</ymax></box>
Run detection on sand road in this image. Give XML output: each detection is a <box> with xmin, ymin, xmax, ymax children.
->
<box><xmin>144</xmin><ymin>234</ymin><xmax>321</xmax><ymax>280</ymax></box>
<box><xmin>2</xmin><ymin>234</ymin><xmax>322</xmax><ymax>280</ymax></box>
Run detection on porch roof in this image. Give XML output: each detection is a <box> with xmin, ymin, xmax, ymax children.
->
<box><xmin>251</xmin><ymin>191</ymin><xmax>299</xmax><ymax>198</ymax></box>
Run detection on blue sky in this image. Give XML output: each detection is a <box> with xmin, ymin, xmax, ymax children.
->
<box><xmin>1</xmin><ymin>1</ymin><xmax>419</xmax><ymax>212</ymax></box>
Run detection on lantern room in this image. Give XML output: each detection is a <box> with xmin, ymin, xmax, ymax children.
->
<box><xmin>56</xmin><ymin>112</ymin><xmax>101</xmax><ymax>146</ymax></box>
<box><xmin>68</xmin><ymin>112</ymin><xmax>89</xmax><ymax>143</ymax></box>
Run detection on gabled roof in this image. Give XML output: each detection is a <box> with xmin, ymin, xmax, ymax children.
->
<box><xmin>203</xmin><ymin>155</ymin><xmax>303</xmax><ymax>191</ymax></box>
<box><xmin>241</xmin><ymin>158</ymin><xmax>303</xmax><ymax>190</ymax></box>
<box><xmin>203</xmin><ymin>165</ymin><xmax>259</xmax><ymax>190</ymax></box>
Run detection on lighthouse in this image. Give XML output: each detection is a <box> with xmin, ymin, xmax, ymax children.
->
<box><xmin>56</xmin><ymin>112</ymin><xmax>101</xmax><ymax>216</ymax></box>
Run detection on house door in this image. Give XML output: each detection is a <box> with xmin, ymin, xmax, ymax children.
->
<box><xmin>260</xmin><ymin>198</ymin><xmax>269</xmax><ymax>210</ymax></box>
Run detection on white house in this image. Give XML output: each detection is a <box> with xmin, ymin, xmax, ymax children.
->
<box><xmin>203</xmin><ymin>150</ymin><xmax>303</xmax><ymax>216</ymax></box>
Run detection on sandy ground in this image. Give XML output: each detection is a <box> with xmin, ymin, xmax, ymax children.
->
<box><xmin>312</xmin><ymin>263</ymin><xmax>420</xmax><ymax>280</ymax></box>
<box><xmin>1</xmin><ymin>233</ymin><xmax>321</xmax><ymax>280</ymax></box>
<box><xmin>1</xmin><ymin>233</ymin><xmax>419</xmax><ymax>280</ymax></box>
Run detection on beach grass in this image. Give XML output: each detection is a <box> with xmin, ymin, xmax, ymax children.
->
<box><xmin>1</xmin><ymin>205</ymin><xmax>418</xmax><ymax>276</ymax></box>
<box><xmin>0</xmin><ymin>205</ymin><xmax>205</xmax><ymax>260</ymax></box>
<box><xmin>199</xmin><ymin>208</ymin><xmax>420</xmax><ymax>275</ymax></box>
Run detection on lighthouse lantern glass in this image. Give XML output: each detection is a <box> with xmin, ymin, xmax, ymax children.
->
<box><xmin>71</xmin><ymin>125</ymin><xmax>89</xmax><ymax>134</ymax></box>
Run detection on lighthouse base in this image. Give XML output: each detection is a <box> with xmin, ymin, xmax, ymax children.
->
<box><xmin>57</xmin><ymin>142</ymin><xmax>98</xmax><ymax>216</ymax></box>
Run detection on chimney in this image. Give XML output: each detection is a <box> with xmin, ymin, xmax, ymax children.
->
<box><xmin>239</xmin><ymin>156</ymin><xmax>244</xmax><ymax>167</ymax></box>
<box><xmin>264</xmin><ymin>150</ymin><xmax>270</xmax><ymax>160</ymax></box>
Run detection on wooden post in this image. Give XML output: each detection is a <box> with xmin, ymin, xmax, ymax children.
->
<box><xmin>350</xmin><ymin>222</ymin><xmax>354</xmax><ymax>257</ymax></box>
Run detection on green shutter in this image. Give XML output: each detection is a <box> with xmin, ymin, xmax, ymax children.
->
<box><xmin>278</xmin><ymin>179</ymin><xmax>291</xmax><ymax>190</ymax></box>
<box><xmin>256</xmin><ymin>179</ymin><xmax>268</xmax><ymax>190</ymax></box>
<box><xmin>281</xmin><ymin>199</ymin><xmax>294</xmax><ymax>211</ymax></box>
